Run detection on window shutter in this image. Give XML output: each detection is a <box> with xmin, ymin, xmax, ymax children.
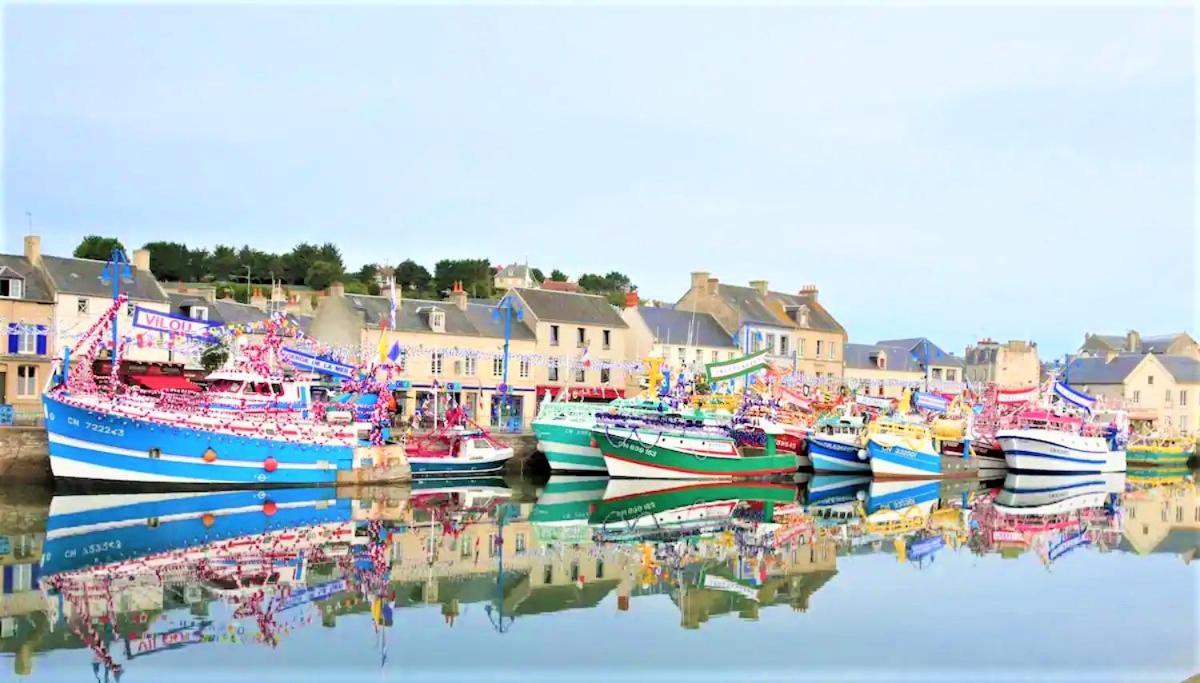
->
<box><xmin>7</xmin><ymin>323</ymin><xmax>17</xmax><ymax>354</ymax></box>
<box><xmin>36</xmin><ymin>325</ymin><xmax>48</xmax><ymax>355</ymax></box>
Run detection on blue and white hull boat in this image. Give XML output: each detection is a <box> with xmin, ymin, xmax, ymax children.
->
<box><xmin>994</xmin><ymin>473</ymin><xmax>1126</xmax><ymax>515</ymax></box>
<box><xmin>866</xmin><ymin>479</ymin><xmax>941</xmax><ymax>514</ymax></box>
<box><xmin>867</xmin><ymin>433</ymin><xmax>942</xmax><ymax>478</ymax></box>
<box><xmin>404</xmin><ymin>426</ymin><xmax>514</xmax><ymax>477</ymax></box>
<box><xmin>808</xmin><ymin>435</ymin><xmax>869</xmax><ymax>473</ymax></box>
<box><xmin>43</xmin><ymin>393</ymin><xmax>363</xmax><ymax>486</ymax></box>
<box><xmin>997</xmin><ymin>428</ymin><xmax>1126</xmax><ymax>473</ymax></box>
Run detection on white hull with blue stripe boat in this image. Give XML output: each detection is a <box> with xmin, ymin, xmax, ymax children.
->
<box><xmin>997</xmin><ymin>428</ymin><xmax>1125</xmax><ymax>473</ymax></box>
<box><xmin>994</xmin><ymin>473</ymin><xmax>1125</xmax><ymax>515</ymax></box>
<box><xmin>808</xmin><ymin>434</ymin><xmax>868</xmax><ymax>473</ymax></box>
<box><xmin>867</xmin><ymin>432</ymin><xmax>942</xmax><ymax>478</ymax></box>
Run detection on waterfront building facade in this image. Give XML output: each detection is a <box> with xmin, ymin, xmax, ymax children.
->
<box><xmin>964</xmin><ymin>339</ymin><xmax>1040</xmax><ymax>388</ymax></box>
<box><xmin>0</xmin><ymin>250</ymin><xmax>55</xmax><ymax>414</ymax></box>
<box><xmin>1066</xmin><ymin>353</ymin><xmax>1199</xmax><ymax>434</ymax></box>
<box><xmin>620</xmin><ymin>296</ymin><xmax>740</xmax><ymax>377</ymax></box>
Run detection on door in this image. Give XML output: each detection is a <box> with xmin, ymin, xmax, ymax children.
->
<box><xmin>0</xmin><ymin>371</ymin><xmax>6</xmax><ymax>404</ymax></box>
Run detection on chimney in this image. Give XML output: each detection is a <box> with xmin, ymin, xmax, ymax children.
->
<box><xmin>23</xmin><ymin>235</ymin><xmax>41</xmax><ymax>266</ymax></box>
<box><xmin>132</xmin><ymin>248</ymin><xmax>151</xmax><ymax>272</ymax></box>
<box><xmin>706</xmin><ymin>277</ymin><xmax>719</xmax><ymax>296</ymax></box>
<box><xmin>624</xmin><ymin>290</ymin><xmax>640</xmax><ymax>309</ymax></box>
<box><xmin>330</xmin><ymin>281</ymin><xmax>345</xmax><ymax>298</ymax></box>
<box><xmin>799</xmin><ymin>284</ymin><xmax>819</xmax><ymax>302</ymax></box>
<box><xmin>749</xmin><ymin>280</ymin><xmax>768</xmax><ymax>296</ymax></box>
<box><xmin>690</xmin><ymin>271</ymin><xmax>710</xmax><ymax>292</ymax></box>
<box><xmin>449</xmin><ymin>280</ymin><xmax>468</xmax><ymax>311</ymax></box>
<box><xmin>1125</xmin><ymin>330</ymin><xmax>1140</xmax><ymax>353</ymax></box>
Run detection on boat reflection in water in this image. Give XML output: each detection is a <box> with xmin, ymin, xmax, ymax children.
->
<box><xmin>0</xmin><ymin>471</ymin><xmax>1196</xmax><ymax>678</ymax></box>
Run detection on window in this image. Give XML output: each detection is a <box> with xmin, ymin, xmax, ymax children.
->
<box><xmin>570</xmin><ymin>560</ymin><xmax>580</xmax><ymax>582</ymax></box>
<box><xmin>464</xmin><ymin>356</ymin><xmax>476</xmax><ymax>376</ymax></box>
<box><xmin>190</xmin><ymin>305</ymin><xmax>209</xmax><ymax>321</ymax></box>
<box><xmin>765</xmin><ymin>333</ymin><xmax>775</xmax><ymax>354</ymax></box>
<box><xmin>543</xmin><ymin>565</ymin><xmax>554</xmax><ymax>585</ymax></box>
<box><xmin>1181</xmin><ymin>390</ymin><xmax>1188</xmax><ymax>406</ymax></box>
<box><xmin>431</xmin><ymin>352</ymin><xmax>443</xmax><ymax>375</ymax></box>
<box><xmin>574</xmin><ymin>367</ymin><xmax>585</xmax><ymax>383</ymax></box>
<box><xmin>548</xmin><ymin>362</ymin><xmax>559</xmax><ymax>382</ymax></box>
<box><xmin>515</xmin><ymin>533</ymin><xmax>527</xmax><ymax>554</ymax></box>
<box><xmin>596</xmin><ymin>558</ymin><xmax>605</xmax><ymax>579</ymax></box>
<box><xmin>827</xmin><ymin>341</ymin><xmax>836</xmax><ymax>360</ymax></box>
<box><xmin>0</xmin><ymin>278</ymin><xmax>22</xmax><ymax>299</ymax></box>
<box><xmin>125</xmin><ymin>303</ymin><xmax>134</xmax><ymax>317</ymax></box>
<box><xmin>932</xmin><ymin>368</ymin><xmax>943</xmax><ymax>380</ymax></box>
<box><xmin>461</xmin><ymin>537</ymin><xmax>473</xmax><ymax>559</ymax></box>
<box><xmin>429</xmin><ymin>309</ymin><xmax>445</xmax><ymax>333</ymax></box>
<box><xmin>678</xmin><ymin>347</ymin><xmax>686</xmax><ymax>363</ymax></box>
<box><xmin>576</xmin><ymin>327</ymin><xmax>586</xmax><ymax>347</ymax></box>
<box><xmin>602</xmin><ymin>329</ymin><xmax>611</xmax><ymax>350</ymax></box>
<box><xmin>17</xmin><ymin>365</ymin><xmax>36</xmax><ymax>396</ymax></box>
<box><xmin>1132</xmin><ymin>390</ymin><xmax>1140</xmax><ymax>403</ymax></box>
<box><xmin>727</xmin><ymin>351</ymin><xmax>734</xmax><ymax>360</ymax></box>
<box><xmin>77</xmin><ymin>298</ymin><xmax>89</xmax><ymax>314</ymax></box>
<box><xmin>17</xmin><ymin>325</ymin><xmax>36</xmax><ymax>355</ymax></box>
<box><xmin>710</xmin><ymin>350</ymin><xmax>717</xmax><ymax>363</ymax></box>
<box><xmin>550</xmin><ymin>325</ymin><xmax>560</xmax><ymax>346</ymax></box>
<box><xmin>780</xmin><ymin>335</ymin><xmax>789</xmax><ymax>356</ymax></box>
<box><xmin>797</xmin><ymin>338</ymin><xmax>804</xmax><ymax>358</ymax></box>
<box><xmin>1147</xmin><ymin>375</ymin><xmax>1154</xmax><ymax>385</ymax></box>
<box><xmin>1180</xmin><ymin>416</ymin><xmax>1188</xmax><ymax>433</ymax></box>
<box><xmin>1165</xmin><ymin>390</ymin><xmax>1172</xmax><ymax>405</ymax></box>
<box><xmin>1177</xmin><ymin>507</ymin><xmax>1184</xmax><ymax>523</ymax></box>
<box><xmin>815</xmin><ymin>340</ymin><xmax>823</xmax><ymax>358</ymax></box>
<box><xmin>946</xmin><ymin>369</ymin><xmax>957</xmax><ymax>382</ymax></box>
<box><xmin>600</xmin><ymin>367</ymin><xmax>610</xmax><ymax>384</ymax></box>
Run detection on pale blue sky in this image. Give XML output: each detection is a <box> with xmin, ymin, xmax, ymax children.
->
<box><xmin>3</xmin><ymin>5</ymin><xmax>1195</xmax><ymax>357</ymax></box>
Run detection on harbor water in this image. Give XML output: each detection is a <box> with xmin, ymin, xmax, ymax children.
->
<box><xmin>0</xmin><ymin>471</ymin><xmax>1195</xmax><ymax>682</ymax></box>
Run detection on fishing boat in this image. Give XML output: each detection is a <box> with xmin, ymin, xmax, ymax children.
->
<box><xmin>1126</xmin><ymin>435</ymin><xmax>1193</xmax><ymax>467</ymax></box>
<box><xmin>807</xmin><ymin>413</ymin><xmax>868</xmax><ymax>473</ymax></box>
<box><xmin>592</xmin><ymin>413</ymin><xmax>798</xmax><ymax>480</ymax></box>
<box><xmin>403</xmin><ymin>425</ymin><xmax>514</xmax><ymax>476</ymax></box>
<box><xmin>530</xmin><ymin>475</ymin><xmax>608</xmax><ymax>544</ymax></box>
<box><xmin>866</xmin><ymin>479</ymin><xmax>942</xmax><ymax>515</ymax></box>
<box><xmin>866</xmin><ymin>420</ymin><xmax>943</xmax><ymax>478</ymax></box>
<box><xmin>997</xmin><ymin>382</ymin><xmax>1127</xmax><ymax>473</ymax></box>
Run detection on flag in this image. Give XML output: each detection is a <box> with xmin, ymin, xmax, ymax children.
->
<box><xmin>388</xmin><ymin>276</ymin><xmax>398</xmax><ymax>331</ymax></box>
<box><xmin>580</xmin><ymin>346</ymin><xmax>592</xmax><ymax>368</ymax></box>
<box><xmin>377</xmin><ymin>320</ymin><xmax>388</xmax><ymax>363</ymax></box>
<box><xmin>387</xmin><ymin>341</ymin><xmax>401</xmax><ymax>364</ymax></box>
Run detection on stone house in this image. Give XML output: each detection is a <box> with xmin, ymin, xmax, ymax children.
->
<box><xmin>964</xmin><ymin>339</ymin><xmax>1040</xmax><ymax>388</ymax></box>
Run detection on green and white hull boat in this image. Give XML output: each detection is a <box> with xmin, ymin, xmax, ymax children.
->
<box><xmin>530</xmin><ymin>475</ymin><xmax>608</xmax><ymax>544</ymax></box>
<box><xmin>589</xmin><ymin>478</ymin><xmax>798</xmax><ymax>541</ymax></box>
<box><xmin>593</xmin><ymin>423</ymin><xmax>799</xmax><ymax>480</ymax></box>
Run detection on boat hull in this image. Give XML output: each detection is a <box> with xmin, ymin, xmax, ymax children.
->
<box><xmin>594</xmin><ymin>429</ymin><xmax>798</xmax><ymax>480</ymax></box>
<box><xmin>1126</xmin><ymin>447</ymin><xmax>1191</xmax><ymax>466</ymax></box>
<box><xmin>867</xmin><ymin>436</ymin><xmax>942</xmax><ymax>478</ymax></box>
<box><xmin>43</xmin><ymin>395</ymin><xmax>352</xmax><ymax>485</ymax></box>
<box><xmin>534</xmin><ymin>421</ymin><xmax>607</xmax><ymax>473</ymax></box>
<box><xmin>995</xmin><ymin>473</ymin><xmax>1125</xmax><ymax>515</ymax></box>
<box><xmin>997</xmin><ymin>429</ymin><xmax>1125</xmax><ymax>473</ymax></box>
<box><xmin>808</xmin><ymin>435</ymin><xmax>868</xmax><ymax>473</ymax></box>
<box><xmin>407</xmin><ymin>448</ymin><xmax>513</xmax><ymax>477</ymax></box>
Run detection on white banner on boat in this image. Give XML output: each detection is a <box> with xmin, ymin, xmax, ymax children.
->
<box><xmin>996</xmin><ymin>386</ymin><xmax>1038</xmax><ymax>404</ymax></box>
<box><xmin>855</xmin><ymin>395</ymin><xmax>893</xmax><ymax>409</ymax></box>
<box><xmin>703</xmin><ymin>575</ymin><xmax>760</xmax><ymax>602</ymax></box>
<box><xmin>705</xmin><ymin>350</ymin><xmax>768</xmax><ymax>382</ymax></box>
<box><xmin>131</xmin><ymin>306</ymin><xmax>219</xmax><ymax>340</ymax></box>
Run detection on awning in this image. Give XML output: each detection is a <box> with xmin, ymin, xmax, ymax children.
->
<box><xmin>130</xmin><ymin>374</ymin><xmax>202</xmax><ymax>392</ymax></box>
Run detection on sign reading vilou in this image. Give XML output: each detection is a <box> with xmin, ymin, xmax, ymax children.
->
<box><xmin>705</xmin><ymin>350</ymin><xmax>768</xmax><ymax>382</ymax></box>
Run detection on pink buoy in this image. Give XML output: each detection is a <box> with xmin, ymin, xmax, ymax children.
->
<box><xmin>262</xmin><ymin>500</ymin><xmax>278</xmax><ymax>516</ymax></box>
<box><xmin>264</xmin><ymin>457</ymin><xmax>278</xmax><ymax>472</ymax></box>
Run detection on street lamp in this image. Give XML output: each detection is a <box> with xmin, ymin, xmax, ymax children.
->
<box><xmin>492</xmin><ymin>296</ymin><xmax>524</xmax><ymax>432</ymax></box>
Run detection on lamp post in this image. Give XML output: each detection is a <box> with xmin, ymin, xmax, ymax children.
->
<box><xmin>484</xmin><ymin>501</ymin><xmax>517</xmax><ymax>633</ymax></box>
<box><xmin>492</xmin><ymin>296</ymin><xmax>524</xmax><ymax>432</ymax></box>
<box><xmin>98</xmin><ymin>247</ymin><xmax>133</xmax><ymax>356</ymax></box>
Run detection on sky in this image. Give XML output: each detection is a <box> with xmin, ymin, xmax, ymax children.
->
<box><xmin>2</xmin><ymin>4</ymin><xmax>1195</xmax><ymax>358</ymax></box>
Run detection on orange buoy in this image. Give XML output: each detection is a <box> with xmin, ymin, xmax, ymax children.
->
<box><xmin>203</xmin><ymin>449</ymin><xmax>217</xmax><ymax>463</ymax></box>
<box><xmin>201</xmin><ymin>513</ymin><xmax>216</xmax><ymax>528</ymax></box>
<box><xmin>262</xmin><ymin>500</ymin><xmax>278</xmax><ymax>516</ymax></box>
<box><xmin>263</xmin><ymin>457</ymin><xmax>278</xmax><ymax>473</ymax></box>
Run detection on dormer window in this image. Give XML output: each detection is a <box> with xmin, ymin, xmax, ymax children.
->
<box><xmin>190</xmin><ymin>305</ymin><xmax>209</xmax><ymax>321</ymax></box>
<box><xmin>429</xmin><ymin>309</ymin><xmax>446</xmax><ymax>333</ymax></box>
<box><xmin>876</xmin><ymin>352</ymin><xmax>887</xmax><ymax>370</ymax></box>
<box><xmin>0</xmin><ymin>277</ymin><xmax>23</xmax><ymax>299</ymax></box>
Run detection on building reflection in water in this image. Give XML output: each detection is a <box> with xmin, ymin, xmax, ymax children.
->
<box><xmin>0</xmin><ymin>470</ymin><xmax>1195</xmax><ymax>677</ymax></box>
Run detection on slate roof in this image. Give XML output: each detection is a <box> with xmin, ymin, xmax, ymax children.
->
<box><xmin>844</xmin><ymin>343</ymin><xmax>922</xmax><ymax>372</ymax></box>
<box><xmin>1118</xmin><ymin>529</ymin><xmax>1200</xmax><ymax>556</ymax></box>
<box><xmin>714</xmin><ymin>284</ymin><xmax>792</xmax><ymax>328</ymax></box>
<box><xmin>495</xmin><ymin>263</ymin><xmax>533</xmax><ymax>279</ymax></box>
<box><xmin>40</xmin><ymin>254</ymin><xmax>168</xmax><ymax>302</ymax></box>
<box><xmin>0</xmin><ymin>254</ymin><xmax>54</xmax><ymax>302</ymax></box>
<box><xmin>1157</xmin><ymin>355</ymin><xmax>1200</xmax><ymax>383</ymax></box>
<box><xmin>638</xmin><ymin>306</ymin><xmax>737</xmax><ymax>349</ymax></box>
<box><xmin>767</xmin><ymin>291</ymin><xmax>846</xmax><ymax>335</ymax></box>
<box><xmin>875</xmin><ymin>337</ymin><xmax>964</xmax><ymax>368</ymax></box>
<box><xmin>510</xmin><ymin>288</ymin><xmax>627</xmax><ymax>327</ymax></box>
<box><xmin>1064</xmin><ymin>354</ymin><xmax>1147</xmax><ymax>384</ymax></box>
<box><xmin>342</xmin><ymin>293</ymin><xmax>535</xmax><ymax>340</ymax></box>
<box><xmin>171</xmin><ymin>293</ymin><xmax>314</xmax><ymax>331</ymax></box>
<box><xmin>1142</xmin><ymin>334</ymin><xmax>1192</xmax><ymax>354</ymax></box>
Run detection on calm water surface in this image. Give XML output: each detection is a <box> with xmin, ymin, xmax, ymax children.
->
<box><xmin>0</xmin><ymin>471</ymin><xmax>1196</xmax><ymax>682</ymax></box>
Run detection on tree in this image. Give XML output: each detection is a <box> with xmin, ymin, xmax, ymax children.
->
<box><xmin>187</xmin><ymin>247</ymin><xmax>211</xmax><ymax>281</ymax></box>
<box><xmin>356</xmin><ymin>263</ymin><xmax>379</xmax><ymax>284</ymax></box>
<box><xmin>74</xmin><ymin>235</ymin><xmax>126</xmax><ymax>261</ymax></box>
<box><xmin>209</xmin><ymin>245</ymin><xmax>240</xmax><ymax>281</ymax></box>
<box><xmin>530</xmin><ymin>267</ymin><xmax>545</xmax><ymax>283</ymax></box>
<box><xmin>200</xmin><ymin>340</ymin><xmax>230</xmax><ymax>372</ymax></box>
<box><xmin>316</xmin><ymin>243</ymin><xmax>344</xmax><ymax>272</ymax></box>
<box><xmin>282</xmin><ymin>243</ymin><xmax>320</xmax><ymax>284</ymax></box>
<box><xmin>342</xmin><ymin>279</ymin><xmax>369</xmax><ymax>294</ymax></box>
<box><xmin>141</xmin><ymin>241</ymin><xmax>192</xmax><ymax>281</ymax></box>
<box><xmin>549</xmin><ymin>269</ymin><xmax>568</xmax><ymax>282</ymax></box>
<box><xmin>433</xmin><ymin>258</ymin><xmax>492</xmax><ymax>299</ymax></box>
<box><xmin>395</xmin><ymin>259</ymin><xmax>433</xmax><ymax>297</ymax></box>
<box><xmin>304</xmin><ymin>260</ymin><xmax>342</xmax><ymax>291</ymax></box>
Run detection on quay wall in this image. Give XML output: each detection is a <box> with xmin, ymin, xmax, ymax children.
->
<box><xmin>0</xmin><ymin>427</ymin><xmax>51</xmax><ymax>485</ymax></box>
